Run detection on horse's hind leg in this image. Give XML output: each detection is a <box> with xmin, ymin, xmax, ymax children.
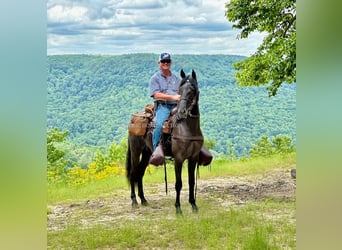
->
<box><xmin>137</xmin><ymin>169</ymin><xmax>148</xmax><ymax>205</ymax></box>
<box><xmin>188</xmin><ymin>160</ymin><xmax>198</xmax><ymax>212</ymax></box>
<box><xmin>137</xmin><ymin>148</ymin><xmax>151</xmax><ymax>205</ymax></box>
<box><xmin>129</xmin><ymin>153</ymin><xmax>140</xmax><ymax>207</ymax></box>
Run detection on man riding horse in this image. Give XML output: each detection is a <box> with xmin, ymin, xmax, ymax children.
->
<box><xmin>125</xmin><ymin>53</ymin><xmax>213</xmax><ymax>213</ymax></box>
<box><xmin>149</xmin><ymin>52</ymin><xmax>180</xmax><ymax>162</ymax></box>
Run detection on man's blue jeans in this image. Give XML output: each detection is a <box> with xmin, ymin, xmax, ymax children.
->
<box><xmin>152</xmin><ymin>104</ymin><xmax>174</xmax><ymax>150</ymax></box>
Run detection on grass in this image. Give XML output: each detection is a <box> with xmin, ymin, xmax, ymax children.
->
<box><xmin>48</xmin><ymin>200</ymin><xmax>295</xmax><ymax>249</ymax></box>
<box><xmin>47</xmin><ymin>153</ymin><xmax>296</xmax><ymax>249</ymax></box>
<box><xmin>48</xmin><ymin>153</ymin><xmax>296</xmax><ymax>204</ymax></box>
<box><xmin>47</xmin><ymin>176</ymin><xmax>128</xmax><ymax>205</ymax></box>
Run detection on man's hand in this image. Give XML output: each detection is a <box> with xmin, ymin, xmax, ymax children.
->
<box><xmin>172</xmin><ymin>94</ymin><xmax>181</xmax><ymax>101</ymax></box>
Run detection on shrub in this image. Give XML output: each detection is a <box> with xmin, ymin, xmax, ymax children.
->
<box><xmin>249</xmin><ymin>135</ymin><xmax>295</xmax><ymax>158</ymax></box>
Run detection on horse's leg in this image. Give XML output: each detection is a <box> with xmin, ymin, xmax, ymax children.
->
<box><xmin>174</xmin><ymin>159</ymin><xmax>183</xmax><ymax>214</ymax></box>
<box><xmin>137</xmin><ymin>148</ymin><xmax>151</xmax><ymax>205</ymax></box>
<box><xmin>130</xmin><ymin>179</ymin><xmax>138</xmax><ymax>207</ymax></box>
<box><xmin>188</xmin><ymin>160</ymin><xmax>198</xmax><ymax>212</ymax></box>
<box><xmin>136</xmin><ymin>165</ymin><xmax>147</xmax><ymax>205</ymax></box>
<box><xmin>129</xmin><ymin>153</ymin><xmax>140</xmax><ymax>207</ymax></box>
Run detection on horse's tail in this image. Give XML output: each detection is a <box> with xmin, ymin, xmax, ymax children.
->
<box><xmin>125</xmin><ymin>137</ymin><xmax>131</xmax><ymax>181</ymax></box>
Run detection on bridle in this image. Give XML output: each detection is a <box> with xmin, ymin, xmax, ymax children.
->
<box><xmin>173</xmin><ymin>74</ymin><xmax>203</xmax><ymax>141</ymax></box>
<box><xmin>177</xmin><ymin>79</ymin><xmax>200</xmax><ymax>119</ymax></box>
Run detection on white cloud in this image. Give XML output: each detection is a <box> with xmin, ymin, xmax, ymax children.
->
<box><xmin>116</xmin><ymin>0</ymin><xmax>167</xmax><ymax>9</ymax></box>
<box><xmin>207</xmin><ymin>37</ymin><xmax>226</xmax><ymax>45</ymax></box>
<box><xmin>100</xmin><ymin>29</ymin><xmax>142</xmax><ymax>36</ymax></box>
<box><xmin>48</xmin><ymin>5</ymin><xmax>88</xmax><ymax>23</ymax></box>
<box><xmin>47</xmin><ymin>0</ymin><xmax>266</xmax><ymax>56</ymax></box>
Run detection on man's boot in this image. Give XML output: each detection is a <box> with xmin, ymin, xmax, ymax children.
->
<box><xmin>198</xmin><ymin>146</ymin><xmax>213</xmax><ymax>166</ymax></box>
<box><xmin>149</xmin><ymin>144</ymin><xmax>165</xmax><ymax>166</ymax></box>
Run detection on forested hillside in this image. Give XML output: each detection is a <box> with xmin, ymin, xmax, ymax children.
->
<box><xmin>47</xmin><ymin>54</ymin><xmax>296</xmax><ymax>157</ymax></box>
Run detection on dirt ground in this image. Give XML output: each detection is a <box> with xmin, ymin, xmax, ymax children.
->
<box><xmin>47</xmin><ymin>168</ymin><xmax>296</xmax><ymax>231</ymax></box>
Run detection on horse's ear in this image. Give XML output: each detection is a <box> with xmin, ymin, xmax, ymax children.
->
<box><xmin>191</xmin><ymin>70</ymin><xmax>197</xmax><ymax>80</ymax></box>
<box><xmin>180</xmin><ymin>69</ymin><xmax>186</xmax><ymax>78</ymax></box>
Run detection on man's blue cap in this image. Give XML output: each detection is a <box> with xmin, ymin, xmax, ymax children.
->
<box><xmin>159</xmin><ymin>52</ymin><xmax>171</xmax><ymax>61</ymax></box>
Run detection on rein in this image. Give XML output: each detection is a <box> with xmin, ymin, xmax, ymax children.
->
<box><xmin>163</xmin><ymin>159</ymin><xmax>168</xmax><ymax>195</ymax></box>
<box><xmin>173</xmin><ymin>85</ymin><xmax>203</xmax><ymax>141</ymax></box>
<box><xmin>195</xmin><ymin>161</ymin><xmax>199</xmax><ymax>200</ymax></box>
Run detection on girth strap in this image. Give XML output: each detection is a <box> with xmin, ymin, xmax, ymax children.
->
<box><xmin>172</xmin><ymin>135</ymin><xmax>204</xmax><ymax>141</ymax></box>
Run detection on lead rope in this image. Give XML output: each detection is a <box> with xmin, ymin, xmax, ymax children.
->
<box><xmin>195</xmin><ymin>162</ymin><xmax>200</xmax><ymax>200</ymax></box>
<box><xmin>163</xmin><ymin>158</ymin><xmax>168</xmax><ymax>194</ymax></box>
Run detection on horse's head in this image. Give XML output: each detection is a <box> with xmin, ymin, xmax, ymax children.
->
<box><xmin>177</xmin><ymin>69</ymin><xmax>199</xmax><ymax>119</ymax></box>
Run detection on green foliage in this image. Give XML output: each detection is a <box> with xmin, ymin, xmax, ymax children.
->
<box><xmin>60</xmin><ymin>142</ymin><xmax>100</xmax><ymax>169</ymax></box>
<box><xmin>92</xmin><ymin>139</ymin><xmax>127</xmax><ymax>171</ymax></box>
<box><xmin>227</xmin><ymin>140</ymin><xmax>236</xmax><ymax>161</ymax></box>
<box><xmin>272</xmin><ymin>134</ymin><xmax>294</xmax><ymax>154</ymax></box>
<box><xmin>47</xmin><ymin>128</ymin><xmax>69</xmax><ymax>177</ymax></box>
<box><xmin>93</xmin><ymin>151</ymin><xmax>108</xmax><ymax>172</ymax></box>
<box><xmin>203</xmin><ymin>138</ymin><xmax>216</xmax><ymax>150</ymax></box>
<box><xmin>250</xmin><ymin>135</ymin><xmax>274</xmax><ymax>157</ymax></box>
<box><xmin>108</xmin><ymin>139</ymin><xmax>127</xmax><ymax>163</ymax></box>
<box><xmin>249</xmin><ymin>135</ymin><xmax>295</xmax><ymax>157</ymax></box>
<box><xmin>225</xmin><ymin>0</ymin><xmax>296</xmax><ymax>96</ymax></box>
<box><xmin>47</xmin><ymin>54</ymin><xmax>296</xmax><ymax>157</ymax></box>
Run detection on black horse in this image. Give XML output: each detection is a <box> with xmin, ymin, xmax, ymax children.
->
<box><xmin>125</xmin><ymin>69</ymin><xmax>203</xmax><ymax>214</ymax></box>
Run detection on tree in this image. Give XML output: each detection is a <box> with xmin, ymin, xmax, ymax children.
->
<box><xmin>272</xmin><ymin>135</ymin><xmax>295</xmax><ymax>154</ymax></box>
<box><xmin>249</xmin><ymin>135</ymin><xmax>275</xmax><ymax>157</ymax></box>
<box><xmin>108</xmin><ymin>139</ymin><xmax>127</xmax><ymax>163</ymax></box>
<box><xmin>47</xmin><ymin>128</ymin><xmax>69</xmax><ymax>176</ymax></box>
<box><xmin>225</xmin><ymin>0</ymin><xmax>296</xmax><ymax>96</ymax></box>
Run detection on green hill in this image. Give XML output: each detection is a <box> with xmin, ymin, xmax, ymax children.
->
<box><xmin>47</xmin><ymin>54</ymin><xmax>296</xmax><ymax>157</ymax></box>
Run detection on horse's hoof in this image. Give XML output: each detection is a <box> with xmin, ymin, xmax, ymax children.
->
<box><xmin>176</xmin><ymin>207</ymin><xmax>183</xmax><ymax>215</ymax></box>
<box><xmin>131</xmin><ymin>198</ymin><xmax>139</xmax><ymax>207</ymax></box>
<box><xmin>141</xmin><ymin>200</ymin><xmax>148</xmax><ymax>206</ymax></box>
<box><xmin>191</xmin><ymin>204</ymin><xmax>198</xmax><ymax>213</ymax></box>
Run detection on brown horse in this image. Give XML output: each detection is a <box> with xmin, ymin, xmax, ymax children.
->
<box><xmin>125</xmin><ymin>69</ymin><xmax>203</xmax><ymax>214</ymax></box>
<box><xmin>172</xmin><ymin>69</ymin><xmax>203</xmax><ymax>214</ymax></box>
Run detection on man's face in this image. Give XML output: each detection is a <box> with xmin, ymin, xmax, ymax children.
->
<box><xmin>158</xmin><ymin>59</ymin><xmax>171</xmax><ymax>70</ymax></box>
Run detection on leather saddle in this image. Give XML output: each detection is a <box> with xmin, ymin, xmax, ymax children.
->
<box><xmin>148</xmin><ymin>106</ymin><xmax>212</xmax><ymax>167</ymax></box>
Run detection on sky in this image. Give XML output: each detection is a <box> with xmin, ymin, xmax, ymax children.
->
<box><xmin>47</xmin><ymin>0</ymin><xmax>265</xmax><ymax>56</ymax></box>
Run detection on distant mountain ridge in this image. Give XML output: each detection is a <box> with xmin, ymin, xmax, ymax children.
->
<box><xmin>47</xmin><ymin>54</ymin><xmax>296</xmax><ymax>156</ymax></box>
